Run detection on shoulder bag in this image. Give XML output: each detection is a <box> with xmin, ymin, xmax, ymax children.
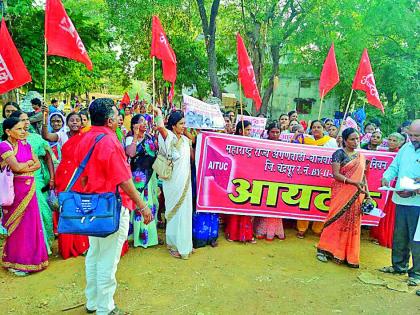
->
<box><xmin>0</xmin><ymin>142</ymin><xmax>15</xmax><ymax>206</ymax></box>
<box><xmin>57</xmin><ymin>134</ymin><xmax>121</xmax><ymax>238</ymax></box>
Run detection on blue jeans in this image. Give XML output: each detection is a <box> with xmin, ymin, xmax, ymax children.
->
<box><xmin>392</xmin><ymin>205</ymin><xmax>420</xmax><ymax>279</ymax></box>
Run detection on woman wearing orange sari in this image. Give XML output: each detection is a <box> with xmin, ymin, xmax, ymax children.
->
<box><xmin>316</xmin><ymin>128</ymin><xmax>370</xmax><ymax>268</ymax></box>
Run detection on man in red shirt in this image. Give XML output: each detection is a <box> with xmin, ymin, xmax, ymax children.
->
<box><xmin>57</xmin><ymin>98</ymin><xmax>152</xmax><ymax>315</ymax></box>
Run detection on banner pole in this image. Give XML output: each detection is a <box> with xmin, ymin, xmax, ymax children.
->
<box><xmin>239</xmin><ymin>80</ymin><xmax>244</xmax><ymax>134</ymax></box>
<box><xmin>152</xmin><ymin>56</ymin><xmax>155</xmax><ymax>124</ymax></box>
<box><xmin>339</xmin><ymin>89</ymin><xmax>354</xmax><ymax>134</ymax></box>
<box><xmin>318</xmin><ymin>89</ymin><xmax>325</xmax><ymax>120</ymax></box>
<box><xmin>43</xmin><ymin>37</ymin><xmax>48</xmax><ymax>125</ymax></box>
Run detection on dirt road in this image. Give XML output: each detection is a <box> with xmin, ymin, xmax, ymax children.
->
<box><xmin>0</xmin><ymin>229</ymin><xmax>419</xmax><ymax>314</ymax></box>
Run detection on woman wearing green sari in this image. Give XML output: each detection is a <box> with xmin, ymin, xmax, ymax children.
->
<box><xmin>11</xmin><ymin>111</ymin><xmax>56</xmax><ymax>254</ymax></box>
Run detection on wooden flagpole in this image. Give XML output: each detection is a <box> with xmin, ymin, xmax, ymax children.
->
<box><xmin>239</xmin><ymin>80</ymin><xmax>244</xmax><ymax>134</ymax></box>
<box><xmin>338</xmin><ymin>89</ymin><xmax>354</xmax><ymax>134</ymax></box>
<box><xmin>152</xmin><ymin>56</ymin><xmax>155</xmax><ymax>123</ymax></box>
<box><xmin>43</xmin><ymin>38</ymin><xmax>48</xmax><ymax>125</ymax></box>
<box><xmin>318</xmin><ymin>89</ymin><xmax>325</xmax><ymax>120</ymax></box>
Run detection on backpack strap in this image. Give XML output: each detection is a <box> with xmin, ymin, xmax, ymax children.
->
<box><xmin>65</xmin><ymin>134</ymin><xmax>106</xmax><ymax>192</ymax></box>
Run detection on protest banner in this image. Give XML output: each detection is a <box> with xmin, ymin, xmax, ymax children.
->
<box><xmin>236</xmin><ymin>115</ymin><xmax>267</xmax><ymax>138</ymax></box>
<box><xmin>196</xmin><ymin>132</ymin><xmax>396</xmax><ymax>226</ymax></box>
<box><xmin>183</xmin><ymin>94</ymin><xmax>225</xmax><ymax>130</ymax></box>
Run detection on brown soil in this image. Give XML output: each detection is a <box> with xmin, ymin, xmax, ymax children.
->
<box><xmin>0</xmin><ymin>229</ymin><xmax>419</xmax><ymax>315</ymax></box>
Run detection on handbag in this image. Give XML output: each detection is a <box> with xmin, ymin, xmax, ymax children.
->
<box><xmin>57</xmin><ymin>134</ymin><xmax>121</xmax><ymax>238</ymax></box>
<box><xmin>152</xmin><ymin>153</ymin><xmax>173</xmax><ymax>180</ymax></box>
<box><xmin>0</xmin><ymin>142</ymin><xmax>15</xmax><ymax>207</ymax></box>
<box><xmin>152</xmin><ymin>136</ymin><xmax>173</xmax><ymax>180</ymax></box>
<box><xmin>361</xmin><ymin>198</ymin><xmax>375</xmax><ymax>214</ymax></box>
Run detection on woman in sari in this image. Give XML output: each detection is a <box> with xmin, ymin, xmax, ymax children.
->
<box><xmin>370</xmin><ymin>132</ymin><xmax>406</xmax><ymax>248</ymax></box>
<box><xmin>125</xmin><ymin>114</ymin><xmax>159</xmax><ymax>248</ymax></box>
<box><xmin>316</xmin><ymin>128</ymin><xmax>370</xmax><ymax>268</ymax></box>
<box><xmin>155</xmin><ymin>108</ymin><xmax>194</xmax><ymax>259</ymax></box>
<box><xmin>254</xmin><ymin>122</ymin><xmax>285</xmax><ymax>241</ymax></box>
<box><xmin>296</xmin><ymin>120</ymin><xmax>337</xmax><ymax>238</ymax></box>
<box><xmin>11</xmin><ymin>111</ymin><xmax>56</xmax><ymax>254</ymax></box>
<box><xmin>1</xmin><ymin>118</ymin><xmax>48</xmax><ymax>275</ymax></box>
<box><xmin>224</xmin><ymin>121</ymin><xmax>256</xmax><ymax>243</ymax></box>
<box><xmin>42</xmin><ymin>111</ymin><xmax>82</xmax><ymax>148</ymax></box>
<box><xmin>1</xmin><ymin>102</ymin><xmax>20</xmax><ymax>236</ymax></box>
<box><xmin>42</xmin><ymin>110</ymin><xmax>88</xmax><ymax>259</ymax></box>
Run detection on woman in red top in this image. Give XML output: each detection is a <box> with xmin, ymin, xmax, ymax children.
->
<box><xmin>224</xmin><ymin>120</ymin><xmax>256</xmax><ymax>243</ymax></box>
<box><xmin>370</xmin><ymin>132</ymin><xmax>406</xmax><ymax>248</ymax></box>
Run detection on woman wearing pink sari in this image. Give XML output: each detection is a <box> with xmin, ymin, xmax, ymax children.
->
<box><xmin>1</xmin><ymin>118</ymin><xmax>48</xmax><ymax>276</ymax></box>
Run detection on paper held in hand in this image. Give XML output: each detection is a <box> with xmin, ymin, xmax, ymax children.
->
<box><xmin>378</xmin><ymin>176</ymin><xmax>420</xmax><ymax>192</ymax></box>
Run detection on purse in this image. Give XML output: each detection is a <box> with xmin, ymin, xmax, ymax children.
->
<box><xmin>152</xmin><ymin>153</ymin><xmax>173</xmax><ymax>180</ymax></box>
<box><xmin>152</xmin><ymin>136</ymin><xmax>174</xmax><ymax>180</ymax></box>
<box><xmin>361</xmin><ymin>198</ymin><xmax>375</xmax><ymax>214</ymax></box>
<box><xmin>57</xmin><ymin>134</ymin><xmax>121</xmax><ymax>238</ymax></box>
<box><xmin>0</xmin><ymin>143</ymin><xmax>15</xmax><ymax>207</ymax></box>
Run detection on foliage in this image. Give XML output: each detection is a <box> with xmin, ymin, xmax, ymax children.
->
<box><xmin>4</xmin><ymin>0</ymin><xmax>127</xmax><ymax>97</ymax></box>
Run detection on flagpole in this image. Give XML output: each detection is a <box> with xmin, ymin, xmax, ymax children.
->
<box><xmin>239</xmin><ymin>80</ymin><xmax>244</xmax><ymax>134</ymax></box>
<box><xmin>339</xmin><ymin>89</ymin><xmax>354</xmax><ymax>133</ymax></box>
<box><xmin>43</xmin><ymin>37</ymin><xmax>48</xmax><ymax>125</ymax></box>
<box><xmin>318</xmin><ymin>89</ymin><xmax>325</xmax><ymax>120</ymax></box>
<box><xmin>152</xmin><ymin>56</ymin><xmax>155</xmax><ymax>124</ymax></box>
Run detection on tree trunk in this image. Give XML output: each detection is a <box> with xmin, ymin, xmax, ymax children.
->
<box><xmin>196</xmin><ymin>0</ymin><xmax>221</xmax><ymax>98</ymax></box>
<box><xmin>260</xmin><ymin>43</ymin><xmax>281</xmax><ymax>115</ymax></box>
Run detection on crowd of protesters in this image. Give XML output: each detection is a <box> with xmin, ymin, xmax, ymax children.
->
<box><xmin>1</xmin><ymin>97</ymin><xmax>419</xmax><ymax>311</ymax></box>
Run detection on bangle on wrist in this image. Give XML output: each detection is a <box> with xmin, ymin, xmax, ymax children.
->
<box><xmin>139</xmin><ymin>205</ymin><xmax>148</xmax><ymax>213</ymax></box>
<box><xmin>343</xmin><ymin>177</ymin><xmax>347</xmax><ymax>184</ymax></box>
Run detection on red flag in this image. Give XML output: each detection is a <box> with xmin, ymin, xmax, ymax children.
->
<box><xmin>121</xmin><ymin>92</ymin><xmax>130</xmax><ymax>107</ymax></box>
<box><xmin>151</xmin><ymin>16</ymin><xmax>177</xmax><ymax>83</ymax></box>
<box><xmin>45</xmin><ymin>0</ymin><xmax>93</xmax><ymax>71</ymax></box>
<box><xmin>0</xmin><ymin>18</ymin><xmax>32</xmax><ymax>94</ymax></box>
<box><xmin>319</xmin><ymin>43</ymin><xmax>340</xmax><ymax>98</ymax></box>
<box><xmin>352</xmin><ymin>49</ymin><xmax>383</xmax><ymax>113</ymax></box>
<box><xmin>236</xmin><ymin>33</ymin><xmax>262</xmax><ymax>111</ymax></box>
<box><xmin>168</xmin><ymin>83</ymin><xmax>175</xmax><ymax>103</ymax></box>
<box><xmin>135</xmin><ymin>93</ymin><xmax>139</xmax><ymax>102</ymax></box>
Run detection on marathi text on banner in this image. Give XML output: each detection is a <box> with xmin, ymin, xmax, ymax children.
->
<box><xmin>196</xmin><ymin>132</ymin><xmax>396</xmax><ymax>226</ymax></box>
<box><xmin>183</xmin><ymin>94</ymin><xmax>225</xmax><ymax>130</ymax></box>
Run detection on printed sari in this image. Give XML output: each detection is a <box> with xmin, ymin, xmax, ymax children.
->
<box><xmin>126</xmin><ymin>134</ymin><xmax>159</xmax><ymax>248</ymax></box>
<box><xmin>317</xmin><ymin>153</ymin><xmax>366</xmax><ymax>267</ymax></box>
<box><xmin>0</xmin><ymin>140</ymin><xmax>48</xmax><ymax>272</ymax></box>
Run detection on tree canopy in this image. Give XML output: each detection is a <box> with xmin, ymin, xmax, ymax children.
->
<box><xmin>2</xmin><ymin>0</ymin><xmax>418</xmax><ymax>128</ymax></box>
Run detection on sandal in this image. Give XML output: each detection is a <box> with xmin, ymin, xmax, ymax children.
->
<box><xmin>210</xmin><ymin>241</ymin><xmax>218</xmax><ymax>247</ymax></box>
<box><xmin>316</xmin><ymin>252</ymin><xmax>328</xmax><ymax>263</ymax></box>
<box><xmin>378</xmin><ymin>266</ymin><xmax>407</xmax><ymax>275</ymax></box>
<box><xmin>296</xmin><ymin>232</ymin><xmax>305</xmax><ymax>239</ymax></box>
<box><xmin>169</xmin><ymin>249</ymin><xmax>181</xmax><ymax>259</ymax></box>
<box><xmin>249</xmin><ymin>238</ymin><xmax>257</xmax><ymax>244</ymax></box>
<box><xmin>407</xmin><ymin>277</ymin><xmax>420</xmax><ymax>286</ymax></box>
<box><xmin>416</xmin><ymin>290</ymin><xmax>420</xmax><ymax>296</ymax></box>
<box><xmin>108</xmin><ymin>306</ymin><xmax>129</xmax><ymax>315</ymax></box>
<box><xmin>8</xmin><ymin>268</ymin><xmax>28</xmax><ymax>277</ymax></box>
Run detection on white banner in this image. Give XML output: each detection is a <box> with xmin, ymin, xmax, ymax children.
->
<box><xmin>183</xmin><ymin>95</ymin><xmax>225</xmax><ymax>130</ymax></box>
<box><xmin>236</xmin><ymin>114</ymin><xmax>267</xmax><ymax>138</ymax></box>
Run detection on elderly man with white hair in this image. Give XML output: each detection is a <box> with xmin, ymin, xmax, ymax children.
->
<box><xmin>379</xmin><ymin>119</ymin><xmax>420</xmax><ymax>289</ymax></box>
